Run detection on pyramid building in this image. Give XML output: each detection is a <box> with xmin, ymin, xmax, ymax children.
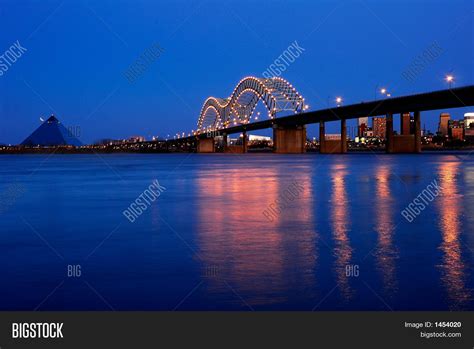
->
<box><xmin>21</xmin><ymin>115</ymin><xmax>82</xmax><ymax>147</ymax></box>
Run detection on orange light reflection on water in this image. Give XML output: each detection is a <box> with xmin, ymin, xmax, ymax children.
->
<box><xmin>330</xmin><ymin>163</ymin><xmax>354</xmax><ymax>300</ymax></box>
<box><xmin>195</xmin><ymin>164</ymin><xmax>316</xmax><ymax>308</ymax></box>
<box><xmin>374</xmin><ymin>164</ymin><xmax>398</xmax><ymax>295</ymax></box>
<box><xmin>437</xmin><ymin>160</ymin><xmax>471</xmax><ymax>309</ymax></box>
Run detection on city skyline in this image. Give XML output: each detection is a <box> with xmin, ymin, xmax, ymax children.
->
<box><xmin>5</xmin><ymin>83</ymin><xmax>472</xmax><ymax>155</ymax></box>
<box><xmin>0</xmin><ymin>0</ymin><xmax>472</xmax><ymax>144</ymax></box>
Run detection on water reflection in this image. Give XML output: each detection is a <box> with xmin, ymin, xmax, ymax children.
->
<box><xmin>195</xmin><ymin>164</ymin><xmax>316</xmax><ymax>308</ymax></box>
<box><xmin>330</xmin><ymin>163</ymin><xmax>354</xmax><ymax>300</ymax></box>
<box><xmin>374</xmin><ymin>164</ymin><xmax>398</xmax><ymax>296</ymax></box>
<box><xmin>437</xmin><ymin>160</ymin><xmax>471</xmax><ymax>309</ymax></box>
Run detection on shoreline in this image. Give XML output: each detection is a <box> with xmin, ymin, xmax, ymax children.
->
<box><xmin>1</xmin><ymin>146</ymin><xmax>474</xmax><ymax>155</ymax></box>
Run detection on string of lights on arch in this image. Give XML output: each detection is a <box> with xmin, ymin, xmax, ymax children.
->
<box><xmin>195</xmin><ymin>76</ymin><xmax>307</xmax><ymax>135</ymax></box>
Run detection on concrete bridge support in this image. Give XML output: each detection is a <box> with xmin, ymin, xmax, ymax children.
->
<box><xmin>386</xmin><ymin>113</ymin><xmax>394</xmax><ymax>153</ymax></box>
<box><xmin>319</xmin><ymin>121</ymin><xmax>326</xmax><ymax>153</ymax></box>
<box><xmin>273</xmin><ymin>125</ymin><xmax>306</xmax><ymax>153</ymax></box>
<box><xmin>341</xmin><ymin>119</ymin><xmax>348</xmax><ymax>153</ymax></box>
<box><xmin>223</xmin><ymin>132</ymin><xmax>248</xmax><ymax>153</ymax></box>
<box><xmin>319</xmin><ymin>120</ymin><xmax>347</xmax><ymax>154</ymax></box>
<box><xmin>400</xmin><ymin>112</ymin><xmax>411</xmax><ymax>135</ymax></box>
<box><xmin>414</xmin><ymin>111</ymin><xmax>421</xmax><ymax>153</ymax></box>
<box><xmin>242</xmin><ymin>131</ymin><xmax>248</xmax><ymax>153</ymax></box>
<box><xmin>386</xmin><ymin>111</ymin><xmax>421</xmax><ymax>153</ymax></box>
<box><xmin>221</xmin><ymin>133</ymin><xmax>228</xmax><ymax>152</ymax></box>
<box><xmin>197</xmin><ymin>137</ymin><xmax>215</xmax><ymax>153</ymax></box>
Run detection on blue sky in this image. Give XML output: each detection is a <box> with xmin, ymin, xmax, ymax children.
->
<box><xmin>0</xmin><ymin>0</ymin><xmax>472</xmax><ymax>144</ymax></box>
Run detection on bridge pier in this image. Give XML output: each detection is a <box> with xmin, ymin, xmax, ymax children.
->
<box><xmin>242</xmin><ymin>131</ymin><xmax>248</xmax><ymax>153</ymax></box>
<box><xmin>386</xmin><ymin>111</ymin><xmax>422</xmax><ymax>153</ymax></box>
<box><xmin>222</xmin><ymin>133</ymin><xmax>228</xmax><ymax>152</ymax></box>
<box><xmin>386</xmin><ymin>113</ymin><xmax>394</xmax><ymax>153</ymax></box>
<box><xmin>223</xmin><ymin>132</ymin><xmax>247</xmax><ymax>153</ymax></box>
<box><xmin>197</xmin><ymin>137</ymin><xmax>215</xmax><ymax>153</ymax></box>
<box><xmin>273</xmin><ymin>125</ymin><xmax>306</xmax><ymax>153</ymax></box>
<box><xmin>319</xmin><ymin>121</ymin><xmax>326</xmax><ymax>153</ymax></box>
<box><xmin>400</xmin><ymin>112</ymin><xmax>411</xmax><ymax>135</ymax></box>
<box><xmin>319</xmin><ymin>120</ymin><xmax>347</xmax><ymax>154</ymax></box>
<box><xmin>414</xmin><ymin>111</ymin><xmax>421</xmax><ymax>153</ymax></box>
<box><xmin>341</xmin><ymin>119</ymin><xmax>348</xmax><ymax>153</ymax></box>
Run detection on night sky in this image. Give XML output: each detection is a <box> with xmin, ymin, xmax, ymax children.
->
<box><xmin>0</xmin><ymin>0</ymin><xmax>472</xmax><ymax>144</ymax></box>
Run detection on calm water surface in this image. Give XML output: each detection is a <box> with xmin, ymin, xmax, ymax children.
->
<box><xmin>0</xmin><ymin>153</ymin><xmax>473</xmax><ymax>310</ymax></box>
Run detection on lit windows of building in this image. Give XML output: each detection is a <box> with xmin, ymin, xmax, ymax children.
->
<box><xmin>358</xmin><ymin>117</ymin><xmax>368</xmax><ymax>137</ymax></box>
<box><xmin>464</xmin><ymin>113</ymin><xmax>474</xmax><ymax>143</ymax></box>
<box><xmin>448</xmin><ymin>120</ymin><xmax>464</xmax><ymax>141</ymax></box>
<box><xmin>372</xmin><ymin>117</ymin><xmax>386</xmax><ymax>139</ymax></box>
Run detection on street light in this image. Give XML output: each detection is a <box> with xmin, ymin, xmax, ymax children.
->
<box><xmin>336</xmin><ymin>97</ymin><xmax>343</xmax><ymax>107</ymax></box>
<box><xmin>445</xmin><ymin>75</ymin><xmax>454</xmax><ymax>88</ymax></box>
<box><xmin>375</xmin><ymin>84</ymin><xmax>387</xmax><ymax>100</ymax></box>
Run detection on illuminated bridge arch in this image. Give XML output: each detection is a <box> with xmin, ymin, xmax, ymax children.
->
<box><xmin>197</xmin><ymin>77</ymin><xmax>306</xmax><ymax>132</ymax></box>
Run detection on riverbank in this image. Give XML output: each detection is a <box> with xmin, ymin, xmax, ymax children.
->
<box><xmin>2</xmin><ymin>145</ymin><xmax>474</xmax><ymax>154</ymax></box>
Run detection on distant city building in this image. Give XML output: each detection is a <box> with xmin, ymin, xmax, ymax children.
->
<box><xmin>465</xmin><ymin>113</ymin><xmax>474</xmax><ymax>128</ymax></box>
<box><xmin>372</xmin><ymin>117</ymin><xmax>386</xmax><ymax>139</ymax></box>
<box><xmin>358</xmin><ymin>117</ymin><xmax>368</xmax><ymax>126</ymax></box>
<box><xmin>422</xmin><ymin>130</ymin><xmax>435</xmax><ymax>144</ymax></box>
<box><xmin>95</xmin><ymin>138</ymin><xmax>121</xmax><ymax>146</ymax></box>
<box><xmin>438</xmin><ymin>113</ymin><xmax>450</xmax><ymax>136</ymax></box>
<box><xmin>464</xmin><ymin>113</ymin><xmax>474</xmax><ymax>142</ymax></box>
<box><xmin>21</xmin><ymin>115</ymin><xmax>82</xmax><ymax>147</ymax></box>
<box><xmin>448</xmin><ymin>120</ymin><xmax>464</xmax><ymax>141</ymax></box>
<box><xmin>358</xmin><ymin>117</ymin><xmax>368</xmax><ymax>137</ymax></box>
<box><xmin>129</xmin><ymin>136</ymin><xmax>146</xmax><ymax>143</ymax></box>
<box><xmin>248</xmin><ymin>135</ymin><xmax>271</xmax><ymax>141</ymax></box>
<box><xmin>325</xmin><ymin>134</ymin><xmax>341</xmax><ymax>140</ymax></box>
<box><xmin>365</xmin><ymin>130</ymin><xmax>374</xmax><ymax>137</ymax></box>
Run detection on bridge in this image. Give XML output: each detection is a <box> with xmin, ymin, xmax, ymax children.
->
<box><xmin>173</xmin><ymin>76</ymin><xmax>474</xmax><ymax>154</ymax></box>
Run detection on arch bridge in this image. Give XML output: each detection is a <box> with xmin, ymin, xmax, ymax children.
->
<box><xmin>176</xmin><ymin>77</ymin><xmax>474</xmax><ymax>154</ymax></box>
<box><xmin>197</xmin><ymin>77</ymin><xmax>307</xmax><ymax>132</ymax></box>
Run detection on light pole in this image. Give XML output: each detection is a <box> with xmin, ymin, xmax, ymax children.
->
<box><xmin>336</xmin><ymin>96</ymin><xmax>343</xmax><ymax>107</ymax></box>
